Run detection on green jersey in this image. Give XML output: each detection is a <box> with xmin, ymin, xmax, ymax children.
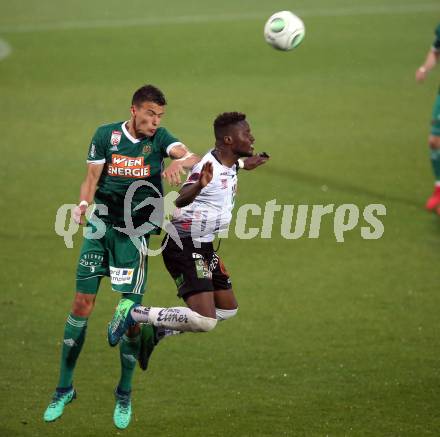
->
<box><xmin>86</xmin><ymin>121</ymin><xmax>180</xmax><ymax>232</ymax></box>
<box><xmin>433</xmin><ymin>24</ymin><xmax>440</xmax><ymax>52</ymax></box>
<box><xmin>432</xmin><ymin>24</ymin><xmax>440</xmax><ymax>94</ymax></box>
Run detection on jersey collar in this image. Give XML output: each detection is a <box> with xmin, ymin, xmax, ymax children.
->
<box><xmin>210</xmin><ymin>149</ymin><xmax>237</xmax><ymax>171</ymax></box>
<box><xmin>122</xmin><ymin>121</ymin><xmax>141</xmax><ymax>144</ymax></box>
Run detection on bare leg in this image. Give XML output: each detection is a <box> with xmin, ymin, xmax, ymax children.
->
<box><xmin>213</xmin><ymin>289</ymin><xmax>237</xmax><ymax>310</ymax></box>
<box><xmin>184</xmin><ymin>291</ymin><xmax>216</xmax><ymax>318</ymax></box>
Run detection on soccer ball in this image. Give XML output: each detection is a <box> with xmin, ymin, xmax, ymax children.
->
<box><xmin>264</xmin><ymin>11</ymin><xmax>305</xmax><ymax>51</ymax></box>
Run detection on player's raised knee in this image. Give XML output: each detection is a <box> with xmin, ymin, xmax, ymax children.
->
<box><xmin>72</xmin><ymin>292</ymin><xmax>95</xmax><ymax>317</ymax></box>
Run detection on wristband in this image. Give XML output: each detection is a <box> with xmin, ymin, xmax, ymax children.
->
<box><xmin>419</xmin><ymin>66</ymin><xmax>427</xmax><ymax>73</ymax></box>
<box><xmin>175</xmin><ymin>151</ymin><xmax>194</xmax><ymax>161</ymax></box>
<box><xmin>237</xmin><ymin>159</ymin><xmax>245</xmax><ymax>169</ymax></box>
<box><xmin>79</xmin><ymin>200</ymin><xmax>89</xmax><ymax>208</ymax></box>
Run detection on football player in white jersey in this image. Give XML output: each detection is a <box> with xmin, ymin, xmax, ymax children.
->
<box><xmin>108</xmin><ymin>112</ymin><xmax>268</xmax><ymax>361</ymax></box>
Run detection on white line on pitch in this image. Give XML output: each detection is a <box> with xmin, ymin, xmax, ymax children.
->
<box><xmin>0</xmin><ymin>3</ymin><xmax>439</xmax><ymax>34</ymax></box>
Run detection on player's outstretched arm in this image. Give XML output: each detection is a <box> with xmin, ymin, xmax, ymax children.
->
<box><xmin>416</xmin><ymin>49</ymin><xmax>440</xmax><ymax>82</ymax></box>
<box><xmin>162</xmin><ymin>144</ymin><xmax>201</xmax><ymax>186</ymax></box>
<box><xmin>242</xmin><ymin>152</ymin><xmax>270</xmax><ymax>170</ymax></box>
<box><xmin>175</xmin><ymin>162</ymin><xmax>213</xmax><ymax>208</ymax></box>
<box><xmin>73</xmin><ymin>163</ymin><xmax>104</xmax><ymax>224</ymax></box>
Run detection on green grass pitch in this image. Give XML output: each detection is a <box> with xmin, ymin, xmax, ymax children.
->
<box><xmin>1</xmin><ymin>0</ymin><xmax>440</xmax><ymax>435</ymax></box>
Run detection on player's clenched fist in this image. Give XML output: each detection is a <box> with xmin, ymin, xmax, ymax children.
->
<box><xmin>416</xmin><ymin>66</ymin><xmax>428</xmax><ymax>83</ymax></box>
<box><xmin>73</xmin><ymin>201</ymin><xmax>88</xmax><ymax>225</ymax></box>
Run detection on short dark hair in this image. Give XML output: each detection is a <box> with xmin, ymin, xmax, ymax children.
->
<box><xmin>213</xmin><ymin>112</ymin><xmax>246</xmax><ymax>140</ymax></box>
<box><xmin>132</xmin><ymin>84</ymin><xmax>167</xmax><ymax>106</ymax></box>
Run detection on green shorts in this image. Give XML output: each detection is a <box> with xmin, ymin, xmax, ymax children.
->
<box><xmin>76</xmin><ymin>220</ymin><xmax>149</xmax><ymax>296</ymax></box>
<box><xmin>431</xmin><ymin>91</ymin><xmax>440</xmax><ymax>136</ymax></box>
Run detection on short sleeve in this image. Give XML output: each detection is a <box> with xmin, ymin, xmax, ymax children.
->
<box><xmin>182</xmin><ymin>161</ymin><xmax>202</xmax><ymax>186</ymax></box>
<box><xmin>433</xmin><ymin>24</ymin><xmax>440</xmax><ymax>52</ymax></box>
<box><xmin>86</xmin><ymin>128</ymin><xmax>106</xmax><ymax>164</ymax></box>
<box><xmin>156</xmin><ymin>127</ymin><xmax>181</xmax><ymax>158</ymax></box>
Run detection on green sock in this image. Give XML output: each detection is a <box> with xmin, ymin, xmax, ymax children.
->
<box><xmin>57</xmin><ymin>314</ymin><xmax>88</xmax><ymax>389</ymax></box>
<box><xmin>430</xmin><ymin>148</ymin><xmax>440</xmax><ymax>181</ymax></box>
<box><xmin>118</xmin><ymin>332</ymin><xmax>141</xmax><ymax>392</ymax></box>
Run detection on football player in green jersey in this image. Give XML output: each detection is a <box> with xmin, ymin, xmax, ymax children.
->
<box><xmin>416</xmin><ymin>23</ymin><xmax>440</xmax><ymax>212</ymax></box>
<box><xmin>43</xmin><ymin>85</ymin><xmax>200</xmax><ymax>429</ymax></box>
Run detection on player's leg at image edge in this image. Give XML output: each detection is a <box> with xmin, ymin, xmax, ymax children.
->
<box><xmin>43</xmin><ymin>310</ymin><xmax>88</xmax><ymax>421</ymax></box>
<box><xmin>113</xmin><ymin>293</ymin><xmax>143</xmax><ymax>429</ymax></box>
<box><xmin>427</xmin><ymin>136</ymin><xmax>440</xmax><ymax>211</ymax></box>
<box><xmin>426</xmin><ymin>93</ymin><xmax>440</xmax><ymax>212</ymax></box>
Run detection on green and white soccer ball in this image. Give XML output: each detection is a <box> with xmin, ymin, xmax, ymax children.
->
<box><xmin>264</xmin><ymin>11</ymin><xmax>305</xmax><ymax>51</ymax></box>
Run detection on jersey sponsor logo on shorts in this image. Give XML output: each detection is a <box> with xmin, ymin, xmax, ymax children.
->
<box><xmin>175</xmin><ymin>274</ymin><xmax>184</xmax><ymax>288</ymax></box>
<box><xmin>111</xmin><ymin>130</ymin><xmax>122</xmax><ymax>146</ymax></box>
<box><xmin>191</xmin><ymin>253</ymin><xmax>212</xmax><ymax>279</ymax></box>
<box><xmin>79</xmin><ymin>253</ymin><xmax>104</xmax><ymax>271</ymax></box>
<box><xmin>110</xmin><ymin>267</ymin><xmax>134</xmax><ymax>285</ymax></box>
<box><xmin>108</xmin><ymin>154</ymin><xmax>151</xmax><ymax>178</ymax></box>
<box><xmin>209</xmin><ymin>254</ymin><xmax>219</xmax><ymax>272</ymax></box>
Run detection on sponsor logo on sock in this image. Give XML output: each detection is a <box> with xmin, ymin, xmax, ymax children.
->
<box><xmin>63</xmin><ymin>338</ymin><xmax>77</xmax><ymax>347</ymax></box>
<box><xmin>157</xmin><ymin>308</ymin><xmax>188</xmax><ymax>324</ymax></box>
<box><xmin>122</xmin><ymin>353</ymin><xmax>137</xmax><ymax>364</ymax></box>
<box><xmin>133</xmin><ymin>307</ymin><xmax>150</xmax><ymax>317</ymax></box>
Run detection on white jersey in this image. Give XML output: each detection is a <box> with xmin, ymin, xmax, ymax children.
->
<box><xmin>171</xmin><ymin>151</ymin><xmax>238</xmax><ymax>242</ymax></box>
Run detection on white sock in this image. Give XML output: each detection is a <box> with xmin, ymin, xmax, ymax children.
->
<box><xmin>131</xmin><ymin>306</ymin><xmax>217</xmax><ymax>332</ymax></box>
<box><xmin>215</xmin><ymin>307</ymin><xmax>238</xmax><ymax>321</ymax></box>
<box><xmin>149</xmin><ymin>307</ymin><xmax>238</xmax><ymax>342</ymax></box>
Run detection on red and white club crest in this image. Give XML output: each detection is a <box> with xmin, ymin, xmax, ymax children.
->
<box><xmin>110</xmin><ymin>130</ymin><xmax>122</xmax><ymax>146</ymax></box>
